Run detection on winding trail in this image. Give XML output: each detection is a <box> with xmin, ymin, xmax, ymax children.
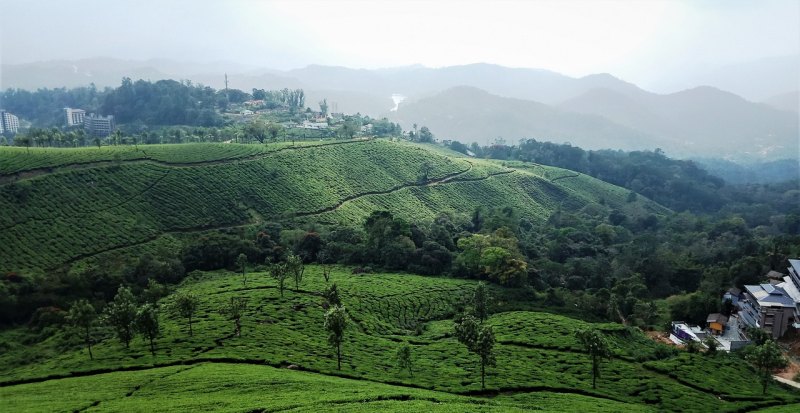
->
<box><xmin>550</xmin><ymin>172</ymin><xmax>581</xmax><ymax>182</ymax></box>
<box><xmin>48</xmin><ymin>162</ymin><xmax>516</xmax><ymax>270</ymax></box>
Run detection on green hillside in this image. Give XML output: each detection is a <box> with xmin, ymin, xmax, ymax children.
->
<box><xmin>1</xmin><ymin>267</ymin><xmax>797</xmax><ymax>412</ymax></box>
<box><xmin>4</xmin><ymin>140</ymin><xmax>793</xmax><ymax>412</ymax></box>
<box><xmin>0</xmin><ymin>139</ymin><xmax>663</xmax><ymax>275</ymax></box>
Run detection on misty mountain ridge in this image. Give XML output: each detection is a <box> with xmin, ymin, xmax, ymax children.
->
<box><xmin>387</xmin><ymin>86</ymin><xmax>664</xmax><ymax>152</ymax></box>
<box><xmin>762</xmin><ymin>90</ymin><xmax>800</xmax><ymax>114</ymax></box>
<box><xmin>650</xmin><ymin>54</ymin><xmax>800</xmax><ymax>102</ymax></box>
<box><xmin>2</xmin><ymin>57</ymin><xmax>797</xmax><ymax>159</ymax></box>
<box><xmin>560</xmin><ymin>85</ymin><xmax>799</xmax><ymax>157</ymax></box>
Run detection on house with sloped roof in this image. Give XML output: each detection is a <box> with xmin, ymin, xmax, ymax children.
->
<box><xmin>706</xmin><ymin>313</ymin><xmax>728</xmax><ymax>335</ymax></box>
<box><xmin>723</xmin><ymin>287</ymin><xmax>741</xmax><ymax>306</ymax></box>
<box><xmin>738</xmin><ymin>283</ymin><xmax>795</xmax><ymax>339</ymax></box>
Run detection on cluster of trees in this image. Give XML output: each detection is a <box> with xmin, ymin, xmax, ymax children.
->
<box><xmin>4</xmin><ymin>115</ymin><xmax>408</xmax><ymax>149</ymax></box>
<box><xmin>448</xmin><ymin>138</ymin><xmax>799</xmax><ymax>217</ymax></box>
<box><xmin>54</xmin><ymin>251</ymin><xmax>791</xmax><ymax>395</ymax></box>
<box><xmin>7</xmin><ymin>187</ymin><xmax>797</xmax><ymax>331</ymax></box>
<box><xmin>2</xmin><ymin>84</ymin><xmax>104</xmax><ymax>126</ymax></box>
<box><xmin>251</xmin><ymin>88</ymin><xmax>305</xmax><ymax>111</ymax></box>
<box><xmin>104</xmin><ymin>78</ymin><xmax>223</xmax><ymax>126</ymax></box>
<box><xmin>66</xmin><ymin>283</ymin><xmax>168</xmax><ymax>358</ymax></box>
<box><xmin>1</xmin><ymin>80</ymin><xmax>316</xmax><ymax>130</ymax></box>
<box><xmin>408</xmin><ymin>124</ymin><xmax>435</xmax><ymax>143</ymax></box>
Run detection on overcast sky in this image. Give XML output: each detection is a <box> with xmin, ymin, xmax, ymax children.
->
<box><xmin>1</xmin><ymin>0</ymin><xmax>798</xmax><ymax>90</ymax></box>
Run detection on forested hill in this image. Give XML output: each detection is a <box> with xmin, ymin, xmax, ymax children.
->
<box><xmin>455</xmin><ymin>138</ymin><xmax>800</xmax><ymax>215</ymax></box>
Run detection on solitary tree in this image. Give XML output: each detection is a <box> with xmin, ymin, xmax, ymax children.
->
<box><xmin>324</xmin><ymin>283</ymin><xmax>341</xmax><ymax>307</ymax></box>
<box><xmin>575</xmin><ymin>328</ymin><xmax>611</xmax><ymax>389</ymax></box>
<box><xmin>143</xmin><ymin>279</ymin><xmax>168</xmax><ymax>304</ymax></box>
<box><xmin>324</xmin><ymin>305</ymin><xmax>348</xmax><ymax>370</ymax></box>
<box><xmin>267</xmin><ymin>123</ymin><xmax>284</xmax><ymax>142</ymax></box>
<box><xmin>418</xmin><ymin>126</ymin><xmax>435</xmax><ymax>143</ymax></box>
<box><xmin>318</xmin><ymin>251</ymin><xmax>332</xmax><ymax>282</ymax></box>
<box><xmin>418</xmin><ymin>161</ymin><xmax>432</xmax><ymax>184</ymax></box>
<box><xmin>270</xmin><ymin>263</ymin><xmax>289</xmax><ymax>297</ymax></box>
<box><xmin>287</xmin><ymin>254</ymin><xmax>305</xmax><ymax>290</ymax></box>
<box><xmin>219</xmin><ymin>297</ymin><xmax>247</xmax><ymax>337</ymax></box>
<box><xmin>104</xmin><ymin>286</ymin><xmax>138</xmax><ymax>348</ymax></box>
<box><xmin>746</xmin><ymin>340</ymin><xmax>788</xmax><ymax>394</ymax></box>
<box><xmin>473</xmin><ymin>282</ymin><xmax>489</xmax><ymax>322</ymax></box>
<box><xmin>319</xmin><ymin>99</ymin><xmax>329</xmax><ymax>116</ymax></box>
<box><xmin>173</xmin><ymin>291</ymin><xmax>199</xmax><ymax>336</ymax></box>
<box><xmin>67</xmin><ymin>299</ymin><xmax>97</xmax><ymax>359</ymax></box>
<box><xmin>704</xmin><ymin>336</ymin><xmax>719</xmax><ymax>356</ymax></box>
<box><xmin>220</xmin><ymin>296</ymin><xmax>249</xmax><ymax>337</ymax></box>
<box><xmin>454</xmin><ymin>315</ymin><xmax>496</xmax><ymax>389</ymax></box>
<box><xmin>237</xmin><ymin>253</ymin><xmax>249</xmax><ymax>287</ymax></box>
<box><xmin>746</xmin><ymin>326</ymin><xmax>771</xmax><ymax>346</ymax></box>
<box><xmin>396</xmin><ymin>343</ymin><xmax>414</xmax><ymax>376</ymax></box>
<box><xmin>136</xmin><ymin>303</ymin><xmax>160</xmax><ymax>356</ymax></box>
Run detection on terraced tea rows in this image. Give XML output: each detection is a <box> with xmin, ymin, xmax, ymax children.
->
<box><xmin>0</xmin><ymin>141</ymin><xmax>661</xmax><ymax>274</ymax></box>
<box><xmin>0</xmin><ymin>141</ymin><xmax>475</xmax><ymax>273</ymax></box>
<box><xmin>1</xmin><ymin>267</ymin><xmax>796</xmax><ymax>412</ymax></box>
<box><xmin>0</xmin><ymin>141</ymin><xmax>355</xmax><ymax>177</ymax></box>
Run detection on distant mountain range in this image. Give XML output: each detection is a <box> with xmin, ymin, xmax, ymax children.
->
<box><xmin>2</xmin><ymin>57</ymin><xmax>798</xmax><ymax>158</ymax></box>
<box><xmin>386</xmin><ymin>86</ymin><xmax>662</xmax><ymax>151</ymax></box>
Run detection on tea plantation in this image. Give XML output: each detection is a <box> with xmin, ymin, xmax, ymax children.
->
<box><xmin>3</xmin><ymin>141</ymin><xmax>797</xmax><ymax>411</ymax></box>
<box><xmin>0</xmin><ymin>139</ymin><xmax>658</xmax><ymax>274</ymax></box>
<box><xmin>1</xmin><ymin>267</ymin><xmax>798</xmax><ymax>412</ymax></box>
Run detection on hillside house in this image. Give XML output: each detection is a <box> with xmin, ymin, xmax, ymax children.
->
<box><xmin>706</xmin><ymin>313</ymin><xmax>728</xmax><ymax>335</ymax></box>
<box><xmin>723</xmin><ymin>287</ymin><xmax>741</xmax><ymax>306</ymax></box>
<box><xmin>670</xmin><ymin>321</ymin><xmax>706</xmax><ymax>343</ymax></box>
<box><xmin>301</xmin><ymin>120</ymin><xmax>328</xmax><ymax>130</ymax></box>
<box><xmin>738</xmin><ymin>283</ymin><xmax>795</xmax><ymax>339</ymax></box>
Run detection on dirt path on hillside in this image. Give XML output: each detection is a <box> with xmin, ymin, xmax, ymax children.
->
<box><xmin>48</xmin><ymin>165</ymin><xmax>516</xmax><ymax>271</ymax></box>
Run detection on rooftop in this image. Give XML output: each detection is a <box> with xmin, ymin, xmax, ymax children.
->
<box><xmin>790</xmin><ymin>259</ymin><xmax>800</xmax><ymax>275</ymax></box>
<box><xmin>726</xmin><ymin>287</ymin><xmax>741</xmax><ymax>296</ymax></box>
<box><xmin>707</xmin><ymin>313</ymin><xmax>728</xmax><ymax>324</ymax></box>
<box><xmin>744</xmin><ymin>284</ymin><xmax>795</xmax><ymax>308</ymax></box>
<box><xmin>779</xmin><ymin>276</ymin><xmax>800</xmax><ymax>304</ymax></box>
<box><xmin>766</xmin><ymin>270</ymin><xmax>786</xmax><ymax>280</ymax></box>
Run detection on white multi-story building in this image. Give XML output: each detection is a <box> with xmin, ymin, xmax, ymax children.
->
<box><xmin>84</xmin><ymin>113</ymin><xmax>115</xmax><ymax>138</ymax></box>
<box><xmin>0</xmin><ymin>110</ymin><xmax>20</xmax><ymax>134</ymax></box>
<box><xmin>65</xmin><ymin>108</ymin><xmax>86</xmax><ymax>127</ymax></box>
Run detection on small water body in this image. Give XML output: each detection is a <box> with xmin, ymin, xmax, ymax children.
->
<box><xmin>390</xmin><ymin>94</ymin><xmax>406</xmax><ymax>112</ymax></box>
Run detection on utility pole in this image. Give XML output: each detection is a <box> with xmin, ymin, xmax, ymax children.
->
<box><xmin>224</xmin><ymin>73</ymin><xmax>229</xmax><ymax>99</ymax></box>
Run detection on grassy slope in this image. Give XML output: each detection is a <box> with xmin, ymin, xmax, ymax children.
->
<box><xmin>0</xmin><ymin>140</ymin><xmax>662</xmax><ymax>274</ymax></box>
<box><xmin>1</xmin><ymin>267</ymin><xmax>797</xmax><ymax>412</ymax></box>
<box><xmin>0</xmin><ymin>363</ymin><xmax>654</xmax><ymax>413</ymax></box>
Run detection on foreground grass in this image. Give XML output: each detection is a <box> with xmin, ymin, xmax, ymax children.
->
<box><xmin>0</xmin><ymin>362</ymin><xmax>657</xmax><ymax>412</ymax></box>
<box><xmin>1</xmin><ymin>267</ymin><xmax>798</xmax><ymax>412</ymax></box>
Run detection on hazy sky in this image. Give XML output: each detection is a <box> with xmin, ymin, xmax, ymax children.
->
<box><xmin>1</xmin><ymin>0</ymin><xmax>798</xmax><ymax>89</ymax></box>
